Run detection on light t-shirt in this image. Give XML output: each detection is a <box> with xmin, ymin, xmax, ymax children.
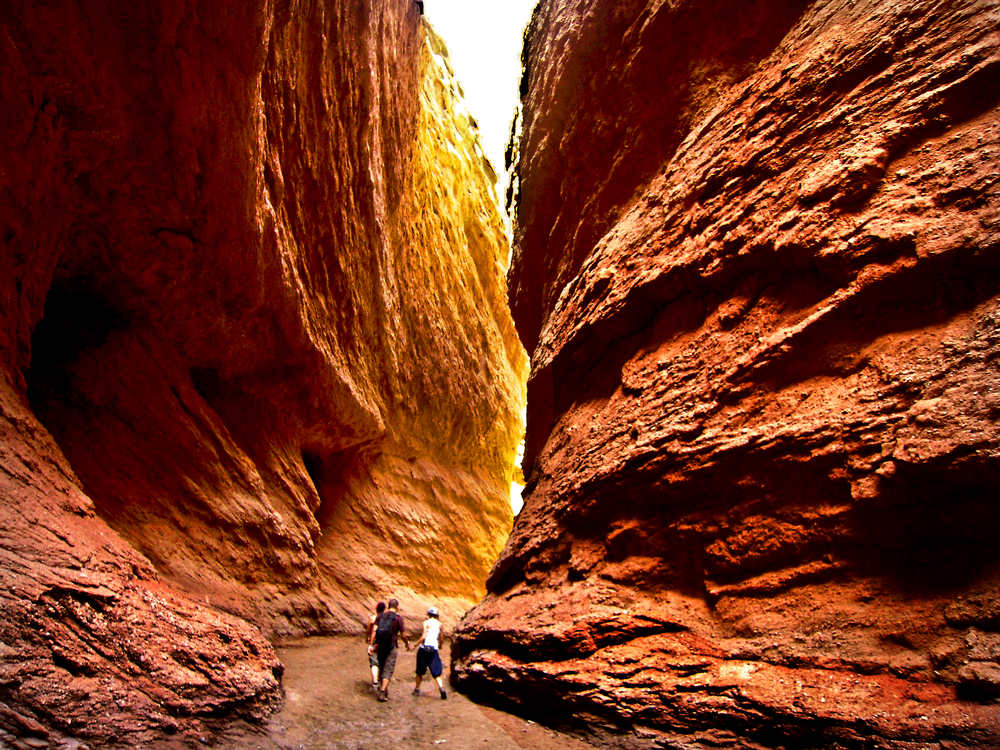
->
<box><xmin>423</xmin><ymin>618</ymin><xmax>441</xmax><ymax>650</ymax></box>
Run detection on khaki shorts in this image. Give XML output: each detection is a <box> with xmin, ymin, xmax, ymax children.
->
<box><xmin>377</xmin><ymin>647</ymin><xmax>398</xmax><ymax>680</ymax></box>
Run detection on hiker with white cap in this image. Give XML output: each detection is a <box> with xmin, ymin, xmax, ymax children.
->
<box><xmin>412</xmin><ymin>606</ymin><xmax>447</xmax><ymax>699</ymax></box>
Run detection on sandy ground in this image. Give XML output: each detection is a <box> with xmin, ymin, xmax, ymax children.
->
<box><xmin>214</xmin><ymin>636</ymin><xmax>597</xmax><ymax>750</ymax></box>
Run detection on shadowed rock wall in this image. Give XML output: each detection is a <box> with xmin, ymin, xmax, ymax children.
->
<box><xmin>0</xmin><ymin>1</ymin><xmax>525</xmax><ymax>745</ymax></box>
<box><xmin>454</xmin><ymin>0</ymin><xmax>1000</xmax><ymax>746</ymax></box>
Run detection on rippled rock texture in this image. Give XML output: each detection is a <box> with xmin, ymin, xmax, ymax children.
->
<box><xmin>0</xmin><ymin>1</ymin><xmax>524</xmax><ymax>745</ymax></box>
<box><xmin>454</xmin><ymin>0</ymin><xmax>1000</xmax><ymax>746</ymax></box>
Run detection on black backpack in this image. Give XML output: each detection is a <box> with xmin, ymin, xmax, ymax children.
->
<box><xmin>374</xmin><ymin>611</ymin><xmax>396</xmax><ymax>647</ymax></box>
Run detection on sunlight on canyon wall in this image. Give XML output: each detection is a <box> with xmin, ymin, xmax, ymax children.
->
<box><xmin>0</xmin><ymin>2</ymin><xmax>525</xmax><ymax>746</ymax></box>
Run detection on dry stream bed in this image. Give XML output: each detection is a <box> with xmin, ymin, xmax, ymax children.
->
<box><xmin>215</xmin><ymin>636</ymin><xmax>596</xmax><ymax>749</ymax></box>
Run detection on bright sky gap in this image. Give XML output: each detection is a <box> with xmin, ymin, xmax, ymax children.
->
<box><xmin>424</xmin><ymin>0</ymin><xmax>539</xmax><ymax>188</ymax></box>
<box><xmin>424</xmin><ymin>1</ymin><xmax>536</xmax><ymax>515</ymax></box>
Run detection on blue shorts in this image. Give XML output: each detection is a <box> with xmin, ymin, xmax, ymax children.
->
<box><xmin>415</xmin><ymin>645</ymin><xmax>443</xmax><ymax>678</ymax></box>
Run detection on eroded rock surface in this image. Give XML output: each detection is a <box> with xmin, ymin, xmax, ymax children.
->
<box><xmin>0</xmin><ymin>1</ymin><xmax>524</xmax><ymax>745</ymax></box>
<box><xmin>455</xmin><ymin>0</ymin><xmax>1000</xmax><ymax>746</ymax></box>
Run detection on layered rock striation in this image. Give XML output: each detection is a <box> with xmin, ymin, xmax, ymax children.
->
<box><xmin>455</xmin><ymin>0</ymin><xmax>1000</xmax><ymax>746</ymax></box>
<box><xmin>1</xmin><ymin>1</ymin><xmax>524</xmax><ymax>745</ymax></box>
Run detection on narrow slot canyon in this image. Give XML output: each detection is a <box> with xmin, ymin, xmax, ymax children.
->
<box><xmin>1</xmin><ymin>1</ymin><xmax>998</xmax><ymax>749</ymax></box>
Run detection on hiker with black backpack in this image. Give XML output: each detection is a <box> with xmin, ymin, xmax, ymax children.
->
<box><xmin>369</xmin><ymin>598</ymin><xmax>411</xmax><ymax>701</ymax></box>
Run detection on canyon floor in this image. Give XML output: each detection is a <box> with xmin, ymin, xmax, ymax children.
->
<box><xmin>213</xmin><ymin>637</ymin><xmax>596</xmax><ymax>750</ymax></box>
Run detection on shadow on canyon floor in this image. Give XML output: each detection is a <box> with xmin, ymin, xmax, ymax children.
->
<box><xmin>212</xmin><ymin>636</ymin><xmax>596</xmax><ymax>750</ymax></box>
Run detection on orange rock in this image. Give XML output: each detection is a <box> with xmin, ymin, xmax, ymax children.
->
<box><xmin>455</xmin><ymin>0</ymin><xmax>1000</xmax><ymax>746</ymax></box>
<box><xmin>0</xmin><ymin>1</ymin><xmax>524</xmax><ymax>744</ymax></box>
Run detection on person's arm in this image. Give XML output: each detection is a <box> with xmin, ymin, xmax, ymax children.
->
<box><xmin>399</xmin><ymin>615</ymin><xmax>411</xmax><ymax>650</ymax></box>
<box><xmin>417</xmin><ymin>620</ymin><xmax>428</xmax><ymax>648</ymax></box>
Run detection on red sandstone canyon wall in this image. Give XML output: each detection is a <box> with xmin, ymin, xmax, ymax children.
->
<box><xmin>0</xmin><ymin>1</ymin><xmax>525</xmax><ymax>745</ymax></box>
<box><xmin>454</xmin><ymin>0</ymin><xmax>1000</xmax><ymax>746</ymax></box>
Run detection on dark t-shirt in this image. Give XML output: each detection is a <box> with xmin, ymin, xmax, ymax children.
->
<box><xmin>376</xmin><ymin>611</ymin><xmax>404</xmax><ymax>651</ymax></box>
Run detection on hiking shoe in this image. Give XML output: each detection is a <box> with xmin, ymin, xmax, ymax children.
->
<box><xmin>440</xmin><ymin>689</ymin><xmax>447</xmax><ymax>699</ymax></box>
<box><xmin>412</xmin><ymin>688</ymin><xmax>420</xmax><ymax>695</ymax></box>
<box><xmin>377</xmin><ymin>689</ymin><xmax>388</xmax><ymax>702</ymax></box>
<box><xmin>371</xmin><ymin>682</ymin><xmax>378</xmax><ymax>692</ymax></box>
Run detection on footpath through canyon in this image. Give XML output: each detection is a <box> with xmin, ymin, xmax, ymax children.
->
<box><xmin>215</xmin><ymin>636</ymin><xmax>597</xmax><ymax>750</ymax></box>
<box><xmin>2</xmin><ymin>0</ymin><xmax>1000</xmax><ymax>749</ymax></box>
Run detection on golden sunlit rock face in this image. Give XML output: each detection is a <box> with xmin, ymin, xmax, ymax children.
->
<box><xmin>454</xmin><ymin>0</ymin><xmax>1000</xmax><ymax>746</ymax></box>
<box><xmin>0</xmin><ymin>1</ymin><xmax>525</xmax><ymax>745</ymax></box>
